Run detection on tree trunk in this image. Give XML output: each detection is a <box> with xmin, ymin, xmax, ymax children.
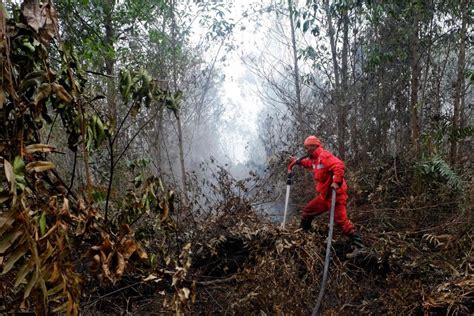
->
<box><xmin>103</xmin><ymin>0</ymin><xmax>116</xmax><ymax>219</ymax></box>
<box><xmin>338</xmin><ymin>9</ymin><xmax>349</xmax><ymax>160</ymax></box>
<box><xmin>324</xmin><ymin>0</ymin><xmax>340</xmax><ymax>89</ymax></box>
<box><xmin>104</xmin><ymin>0</ymin><xmax>117</xmax><ymax>128</ymax></box>
<box><xmin>174</xmin><ymin>110</ymin><xmax>187</xmax><ymax>205</ymax></box>
<box><xmin>325</xmin><ymin>0</ymin><xmax>349</xmax><ymax>159</ymax></box>
<box><xmin>409</xmin><ymin>15</ymin><xmax>421</xmax><ymax>157</ymax></box>
<box><xmin>450</xmin><ymin>0</ymin><xmax>467</xmax><ymax>165</ymax></box>
<box><xmin>324</xmin><ymin>0</ymin><xmax>342</xmax><ymax>157</ymax></box>
<box><xmin>170</xmin><ymin>0</ymin><xmax>188</xmax><ymax>205</ymax></box>
<box><xmin>288</xmin><ymin>0</ymin><xmax>302</xmax><ymax>122</ymax></box>
<box><xmin>434</xmin><ymin>40</ymin><xmax>451</xmax><ymax>116</ymax></box>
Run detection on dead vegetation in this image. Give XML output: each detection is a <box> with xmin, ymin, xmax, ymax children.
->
<box><xmin>177</xmin><ymin>205</ymin><xmax>472</xmax><ymax>315</ymax></box>
<box><xmin>96</xmin><ymin>157</ymin><xmax>472</xmax><ymax>315</ymax></box>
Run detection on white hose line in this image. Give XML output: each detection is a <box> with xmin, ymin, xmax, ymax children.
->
<box><xmin>312</xmin><ymin>189</ymin><xmax>336</xmax><ymax>316</ymax></box>
<box><xmin>282</xmin><ymin>184</ymin><xmax>291</xmax><ymax>228</ymax></box>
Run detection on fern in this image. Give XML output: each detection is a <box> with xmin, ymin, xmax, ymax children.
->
<box><xmin>449</xmin><ymin>126</ymin><xmax>474</xmax><ymax>142</ymax></box>
<box><xmin>418</xmin><ymin>156</ymin><xmax>464</xmax><ymax>192</ymax></box>
<box><xmin>422</xmin><ymin>233</ymin><xmax>444</xmax><ymax>247</ymax></box>
<box><xmin>422</xmin><ymin>233</ymin><xmax>452</xmax><ymax>248</ymax></box>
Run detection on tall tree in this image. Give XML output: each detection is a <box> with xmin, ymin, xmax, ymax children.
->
<box><xmin>323</xmin><ymin>0</ymin><xmax>351</xmax><ymax>159</ymax></box>
<box><xmin>288</xmin><ymin>0</ymin><xmax>303</xmax><ymax>120</ymax></box>
<box><xmin>450</xmin><ymin>0</ymin><xmax>468</xmax><ymax>165</ymax></box>
<box><xmin>409</xmin><ymin>2</ymin><xmax>421</xmax><ymax>158</ymax></box>
<box><xmin>169</xmin><ymin>0</ymin><xmax>188</xmax><ymax>205</ymax></box>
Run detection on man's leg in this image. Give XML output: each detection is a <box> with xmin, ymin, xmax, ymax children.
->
<box><xmin>333</xmin><ymin>195</ymin><xmax>364</xmax><ymax>250</ymax></box>
<box><xmin>334</xmin><ymin>201</ymin><xmax>354</xmax><ymax>235</ymax></box>
<box><xmin>300</xmin><ymin>196</ymin><xmax>328</xmax><ymax>230</ymax></box>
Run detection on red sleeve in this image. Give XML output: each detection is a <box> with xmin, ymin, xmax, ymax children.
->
<box><xmin>324</xmin><ymin>153</ymin><xmax>345</xmax><ymax>183</ymax></box>
<box><xmin>299</xmin><ymin>158</ymin><xmax>313</xmax><ymax>169</ymax></box>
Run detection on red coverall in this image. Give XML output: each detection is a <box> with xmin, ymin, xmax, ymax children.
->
<box><xmin>299</xmin><ymin>146</ymin><xmax>354</xmax><ymax>234</ymax></box>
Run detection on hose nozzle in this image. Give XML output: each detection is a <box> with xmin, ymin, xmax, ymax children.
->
<box><xmin>286</xmin><ymin>154</ymin><xmax>308</xmax><ymax>185</ymax></box>
<box><xmin>286</xmin><ymin>171</ymin><xmax>293</xmax><ymax>185</ymax></box>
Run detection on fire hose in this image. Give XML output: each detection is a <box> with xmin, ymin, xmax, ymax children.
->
<box><xmin>281</xmin><ymin>155</ymin><xmax>308</xmax><ymax>228</ymax></box>
<box><xmin>312</xmin><ymin>189</ymin><xmax>336</xmax><ymax>315</ymax></box>
<box><xmin>282</xmin><ymin>156</ymin><xmax>336</xmax><ymax>314</ymax></box>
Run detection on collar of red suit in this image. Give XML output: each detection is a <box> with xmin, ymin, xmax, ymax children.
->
<box><xmin>310</xmin><ymin>146</ymin><xmax>324</xmax><ymax>158</ymax></box>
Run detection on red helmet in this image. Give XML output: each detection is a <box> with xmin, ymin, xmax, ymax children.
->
<box><xmin>304</xmin><ymin>135</ymin><xmax>321</xmax><ymax>146</ymax></box>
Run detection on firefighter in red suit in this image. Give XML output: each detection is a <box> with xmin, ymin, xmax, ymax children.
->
<box><xmin>288</xmin><ymin>136</ymin><xmax>363</xmax><ymax>247</ymax></box>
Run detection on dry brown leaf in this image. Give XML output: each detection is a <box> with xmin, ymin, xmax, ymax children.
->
<box><xmin>52</xmin><ymin>83</ymin><xmax>73</xmax><ymax>103</ymax></box>
<box><xmin>0</xmin><ymin>88</ymin><xmax>5</xmax><ymax>110</ymax></box>
<box><xmin>100</xmin><ymin>236</ymin><xmax>113</xmax><ymax>253</ymax></box>
<box><xmin>39</xmin><ymin>2</ymin><xmax>58</xmax><ymax>42</ymax></box>
<box><xmin>60</xmin><ymin>197</ymin><xmax>69</xmax><ymax>216</ymax></box>
<box><xmin>115</xmin><ymin>252</ymin><xmax>126</xmax><ymax>278</ymax></box>
<box><xmin>178</xmin><ymin>287</ymin><xmax>190</xmax><ymax>302</ymax></box>
<box><xmin>21</xmin><ymin>0</ymin><xmax>42</xmax><ymax>32</ymax></box>
<box><xmin>48</xmin><ymin>262</ymin><xmax>60</xmax><ymax>283</ymax></box>
<box><xmin>0</xmin><ymin>229</ymin><xmax>23</xmax><ymax>253</ymax></box>
<box><xmin>101</xmin><ymin>259</ymin><xmax>113</xmax><ymax>282</ymax></box>
<box><xmin>121</xmin><ymin>239</ymin><xmax>137</xmax><ymax>260</ymax></box>
<box><xmin>90</xmin><ymin>254</ymin><xmax>100</xmax><ymax>272</ymax></box>
<box><xmin>4</xmin><ymin>159</ymin><xmax>15</xmax><ymax>193</ymax></box>
<box><xmin>25</xmin><ymin>143</ymin><xmax>55</xmax><ymax>154</ymax></box>
<box><xmin>21</xmin><ymin>0</ymin><xmax>58</xmax><ymax>42</ymax></box>
<box><xmin>143</xmin><ymin>274</ymin><xmax>160</xmax><ymax>282</ymax></box>
<box><xmin>1</xmin><ymin>242</ymin><xmax>28</xmax><ymax>275</ymax></box>
<box><xmin>136</xmin><ymin>245</ymin><xmax>148</xmax><ymax>260</ymax></box>
<box><xmin>25</xmin><ymin>161</ymin><xmax>55</xmax><ymax>172</ymax></box>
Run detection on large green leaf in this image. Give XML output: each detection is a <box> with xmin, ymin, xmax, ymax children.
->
<box><xmin>119</xmin><ymin>69</ymin><xmax>132</xmax><ymax>102</ymax></box>
<box><xmin>39</xmin><ymin>213</ymin><xmax>47</xmax><ymax>236</ymax></box>
<box><xmin>13</xmin><ymin>156</ymin><xmax>26</xmax><ymax>192</ymax></box>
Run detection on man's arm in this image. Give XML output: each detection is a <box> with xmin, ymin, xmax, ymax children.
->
<box><xmin>298</xmin><ymin>157</ymin><xmax>313</xmax><ymax>169</ymax></box>
<box><xmin>325</xmin><ymin>153</ymin><xmax>345</xmax><ymax>187</ymax></box>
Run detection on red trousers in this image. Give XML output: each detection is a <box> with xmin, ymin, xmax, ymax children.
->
<box><xmin>302</xmin><ymin>193</ymin><xmax>354</xmax><ymax>234</ymax></box>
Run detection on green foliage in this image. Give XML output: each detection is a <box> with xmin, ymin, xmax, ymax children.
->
<box><xmin>1</xmin><ymin>1</ymin><xmax>193</xmax><ymax>314</ymax></box>
<box><xmin>0</xmin><ymin>1</ymin><xmax>91</xmax><ymax>312</ymax></box>
<box><xmin>294</xmin><ymin>2</ymin><xmax>319</xmax><ymax>36</ymax></box>
<box><xmin>55</xmin><ymin>0</ymin><xmax>169</xmax><ymax>66</ymax></box>
<box><xmin>421</xmin><ymin>111</ymin><xmax>473</xmax><ymax>155</ymax></box>
<box><xmin>299</xmin><ymin>45</ymin><xmax>317</xmax><ymax>61</ymax></box>
<box><xmin>119</xmin><ymin>67</ymin><xmax>181</xmax><ymax>113</ymax></box>
<box><xmin>0</xmin><ymin>2</ymin><xmax>160</xmax><ymax>313</ymax></box>
<box><xmin>85</xmin><ymin>114</ymin><xmax>109</xmax><ymax>150</ymax></box>
<box><xmin>114</xmin><ymin>175</ymin><xmax>174</xmax><ymax>227</ymax></box>
<box><xmin>195</xmin><ymin>1</ymin><xmax>235</xmax><ymax>41</ymax></box>
<box><xmin>119</xmin><ymin>68</ymin><xmax>162</xmax><ymax>114</ymax></box>
<box><xmin>165</xmin><ymin>90</ymin><xmax>183</xmax><ymax>113</ymax></box>
<box><xmin>12</xmin><ymin>157</ymin><xmax>27</xmax><ymax>192</ymax></box>
<box><xmin>448</xmin><ymin>126</ymin><xmax>474</xmax><ymax>143</ymax></box>
<box><xmin>417</xmin><ymin>156</ymin><xmax>464</xmax><ymax>193</ymax></box>
<box><xmin>466</xmin><ymin>70</ymin><xmax>474</xmax><ymax>84</ymax></box>
<box><xmin>92</xmin><ymin>189</ymin><xmax>106</xmax><ymax>203</ymax></box>
<box><xmin>1</xmin><ymin>161</ymin><xmax>82</xmax><ymax>314</ymax></box>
